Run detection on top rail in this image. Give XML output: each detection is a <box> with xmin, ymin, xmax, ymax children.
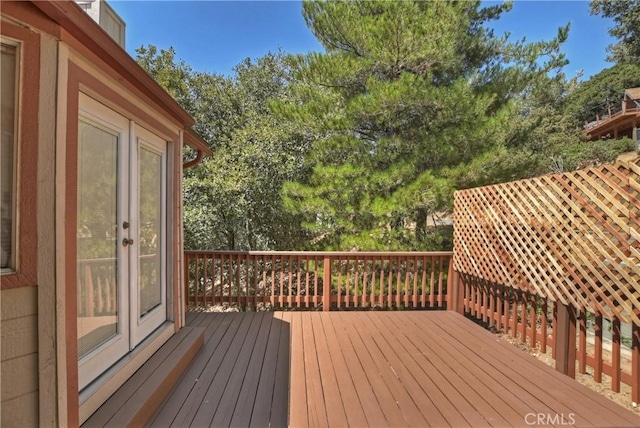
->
<box><xmin>185</xmin><ymin>250</ymin><xmax>453</xmax><ymax>257</ymax></box>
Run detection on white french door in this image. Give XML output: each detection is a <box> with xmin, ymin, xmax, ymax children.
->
<box><xmin>77</xmin><ymin>94</ymin><xmax>168</xmax><ymax>390</ymax></box>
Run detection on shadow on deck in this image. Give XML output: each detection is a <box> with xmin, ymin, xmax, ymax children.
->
<box><xmin>148</xmin><ymin>311</ymin><xmax>638</xmax><ymax>428</ymax></box>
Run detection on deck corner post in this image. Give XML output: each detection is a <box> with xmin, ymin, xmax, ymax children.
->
<box><xmin>323</xmin><ymin>256</ymin><xmax>331</xmax><ymax>312</ymax></box>
<box><xmin>447</xmin><ymin>268</ymin><xmax>463</xmax><ymax>314</ymax></box>
<box><xmin>184</xmin><ymin>253</ymin><xmax>190</xmax><ymax>313</ymax></box>
<box><xmin>555</xmin><ymin>302</ymin><xmax>577</xmax><ymax>378</ymax></box>
<box><xmin>632</xmin><ymin>323</ymin><xmax>639</xmax><ymax>405</ymax></box>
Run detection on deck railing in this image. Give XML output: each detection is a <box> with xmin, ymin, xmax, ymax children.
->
<box><xmin>457</xmin><ymin>276</ymin><xmax>638</xmax><ymax>393</ymax></box>
<box><xmin>451</xmin><ymin>158</ymin><xmax>640</xmax><ymax>404</ymax></box>
<box><xmin>184</xmin><ymin>251</ymin><xmax>453</xmax><ymax>311</ymax></box>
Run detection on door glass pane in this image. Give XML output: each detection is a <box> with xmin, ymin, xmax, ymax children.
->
<box><xmin>139</xmin><ymin>146</ymin><xmax>162</xmax><ymax>317</ymax></box>
<box><xmin>77</xmin><ymin>121</ymin><xmax>119</xmax><ymax>360</ymax></box>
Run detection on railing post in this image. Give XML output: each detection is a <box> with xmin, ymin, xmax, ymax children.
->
<box><xmin>632</xmin><ymin>323</ymin><xmax>639</xmax><ymax>406</ymax></box>
<box><xmin>447</xmin><ymin>268</ymin><xmax>463</xmax><ymax>314</ymax></box>
<box><xmin>555</xmin><ymin>302</ymin><xmax>576</xmax><ymax>378</ymax></box>
<box><xmin>323</xmin><ymin>256</ymin><xmax>331</xmax><ymax>312</ymax></box>
<box><xmin>184</xmin><ymin>253</ymin><xmax>190</xmax><ymax>312</ymax></box>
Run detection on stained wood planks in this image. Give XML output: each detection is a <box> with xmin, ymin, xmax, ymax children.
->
<box><xmin>147</xmin><ymin>311</ymin><xmax>638</xmax><ymax>428</ymax></box>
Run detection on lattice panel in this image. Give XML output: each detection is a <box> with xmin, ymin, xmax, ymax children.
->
<box><xmin>453</xmin><ymin>158</ymin><xmax>640</xmax><ymax>326</ymax></box>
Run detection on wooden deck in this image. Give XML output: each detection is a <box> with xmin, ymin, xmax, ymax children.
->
<box><xmin>148</xmin><ymin>311</ymin><xmax>639</xmax><ymax>428</ymax></box>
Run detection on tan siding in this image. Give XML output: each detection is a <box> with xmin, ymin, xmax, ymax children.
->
<box><xmin>1</xmin><ymin>354</ymin><xmax>39</xmax><ymax>400</ymax></box>
<box><xmin>1</xmin><ymin>315</ymin><xmax>37</xmax><ymax>360</ymax></box>
<box><xmin>1</xmin><ymin>391</ymin><xmax>39</xmax><ymax>427</ymax></box>
<box><xmin>38</xmin><ymin>33</ymin><xmax>59</xmax><ymax>427</ymax></box>
<box><xmin>1</xmin><ymin>285</ymin><xmax>37</xmax><ymax>319</ymax></box>
<box><xmin>1</xmin><ymin>286</ymin><xmax>39</xmax><ymax>425</ymax></box>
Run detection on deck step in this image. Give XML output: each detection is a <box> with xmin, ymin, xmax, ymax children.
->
<box><xmin>82</xmin><ymin>326</ymin><xmax>205</xmax><ymax>428</ymax></box>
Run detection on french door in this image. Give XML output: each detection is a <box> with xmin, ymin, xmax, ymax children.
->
<box><xmin>76</xmin><ymin>94</ymin><xmax>167</xmax><ymax>390</ymax></box>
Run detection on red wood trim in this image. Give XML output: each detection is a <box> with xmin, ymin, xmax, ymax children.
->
<box><xmin>183</xmin><ymin>129</ymin><xmax>212</xmax><ymax>158</ymax></box>
<box><xmin>1</xmin><ymin>1</ymin><xmax>61</xmax><ymax>39</ymax></box>
<box><xmin>70</xmin><ymin>64</ymin><xmax>178</xmax><ymax>141</ymax></box>
<box><xmin>31</xmin><ymin>0</ymin><xmax>194</xmax><ymax>127</ymax></box>
<box><xmin>0</xmin><ymin>20</ymin><xmax>40</xmax><ymax>289</ymax></box>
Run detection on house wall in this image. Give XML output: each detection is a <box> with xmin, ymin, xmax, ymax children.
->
<box><xmin>1</xmin><ymin>2</ymin><xmax>191</xmax><ymax>425</ymax></box>
<box><xmin>1</xmin><ymin>4</ymin><xmax>47</xmax><ymax>426</ymax></box>
<box><xmin>1</xmin><ymin>287</ymin><xmax>39</xmax><ymax>427</ymax></box>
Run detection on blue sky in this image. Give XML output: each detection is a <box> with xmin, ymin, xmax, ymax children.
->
<box><xmin>110</xmin><ymin>0</ymin><xmax>614</xmax><ymax>80</ymax></box>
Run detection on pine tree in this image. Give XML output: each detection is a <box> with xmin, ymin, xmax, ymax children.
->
<box><xmin>274</xmin><ymin>0</ymin><xmax>569</xmax><ymax>251</ymax></box>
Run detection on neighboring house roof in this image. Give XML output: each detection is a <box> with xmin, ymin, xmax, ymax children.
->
<box><xmin>625</xmin><ymin>87</ymin><xmax>640</xmax><ymax>100</ymax></box>
<box><xmin>30</xmin><ymin>0</ymin><xmax>212</xmax><ymax>158</ymax></box>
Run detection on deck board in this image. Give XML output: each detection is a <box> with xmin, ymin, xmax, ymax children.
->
<box><xmin>149</xmin><ymin>311</ymin><xmax>639</xmax><ymax>428</ymax></box>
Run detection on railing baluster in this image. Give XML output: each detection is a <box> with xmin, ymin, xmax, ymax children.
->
<box><xmin>520</xmin><ymin>291</ymin><xmax>527</xmax><ymax>343</ymax></box>
<box><xmin>612</xmin><ymin>318</ymin><xmax>621</xmax><ymax>392</ymax></box>
<box><xmin>345</xmin><ymin>258</ymin><xmax>351</xmax><ymax>309</ymax></box>
<box><xmin>438</xmin><ymin>257</ymin><xmax>444</xmax><ymax>308</ymax></box>
<box><xmin>278</xmin><ymin>256</ymin><xmax>284</xmax><ymax>308</ymax></box>
<box><xmin>305</xmin><ymin>257</ymin><xmax>310</xmax><ymax>308</ymax></box>
<box><xmin>530</xmin><ymin>293</ymin><xmax>537</xmax><ymax>348</ymax></box>
<box><xmin>314</xmin><ymin>256</ymin><xmax>319</xmax><ymax>308</ymax></box>
<box><xmin>288</xmin><ymin>255</ymin><xmax>294</xmax><ymax>307</ymax></box>
<box><xmin>219</xmin><ymin>253</ymin><xmax>224</xmax><ymax>306</ymax></box>
<box><xmin>395</xmin><ymin>257</ymin><xmax>402</xmax><ymax>309</ymax></box>
<box><xmin>195</xmin><ymin>255</ymin><xmax>201</xmax><ymax>308</ymax></box>
<box><xmin>270</xmin><ymin>254</ymin><xmax>276</xmax><ymax>307</ymax></box>
<box><xmin>403</xmin><ymin>258</ymin><xmax>410</xmax><ymax>308</ymax></box>
<box><xmin>594</xmin><ymin>313</ymin><xmax>603</xmax><ymax>383</ymax></box>
<box><xmin>578</xmin><ymin>308</ymin><xmax>587</xmax><ymax>374</ymax></box>
<box><xmin>429</xmin><ymin>258</ymin><xmax>436</xmax><ymax>308</ymax></box>
<box><xmin>352</xmin><ymin>256</ymin><xmax>357</xmax><ymax>308</ymax></box>
<box><xmin>412</xmin><ymin>257</ymin><xmax>418</xmax><ymax>308</ymax></box>
<box><xmin>540</xmin><ymin>297</ymin><xmax>548</xmax><ymax>353</ymax></box>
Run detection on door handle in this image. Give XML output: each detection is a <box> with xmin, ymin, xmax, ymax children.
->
<box><xmin>122</xmin><ymin>238</ymin><xmax>134</xmax><ymax>247</ymax></box>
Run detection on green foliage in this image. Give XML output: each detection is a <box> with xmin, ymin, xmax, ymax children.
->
<box><xmin>591</xmin><ymin>0</ymin><xmax>640</xmax><ymax>64</ymax></box>
<box><xmin>555</xmin><ymin>137</ymin><xmax>635</xmax><ymax>171</ymax></box>
<box><xmin>563</xmin><ymin>63</ymin><xmax>640</xmax><ymax>125</ymax></box>
<box><xmin>136</xmin><ymin>47</ymin><xmax>311</xmax><ymax>250</ymax></box>
<box><xmin>135</xmin><ymin>2</ymin><xmax>635</xmax><ymax>254</ymax></box>
<box><xmin>274</xmin><ymin>0</ymin><xmax>570</xmax><ymax>251</ymax></box>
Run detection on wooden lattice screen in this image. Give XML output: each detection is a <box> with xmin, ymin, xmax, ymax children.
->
<box><xmin>453</xmin><ymin>158</ymin><xmax>640</xmax><ymax>326</ymax></box>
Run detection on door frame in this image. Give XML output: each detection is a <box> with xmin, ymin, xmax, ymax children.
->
<box><xmin>129</xmin><ymin>123</ymin><xmax>168</xmax><ymax>347</ymax></box>
<box><xmin>76</xmin><ymin>94</ymin><xmax>170</xmax><ymax>390</ymax></box>
<box><xmin>77</xmin><ymin>94</ymin><xmax>131</xmax><ymax>391</ymax></box>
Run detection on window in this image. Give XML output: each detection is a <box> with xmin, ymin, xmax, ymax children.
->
<box><xmin>1</xmin><ymin>42</ymin><xmax>18</xmax><ymax>271</ymax></box>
